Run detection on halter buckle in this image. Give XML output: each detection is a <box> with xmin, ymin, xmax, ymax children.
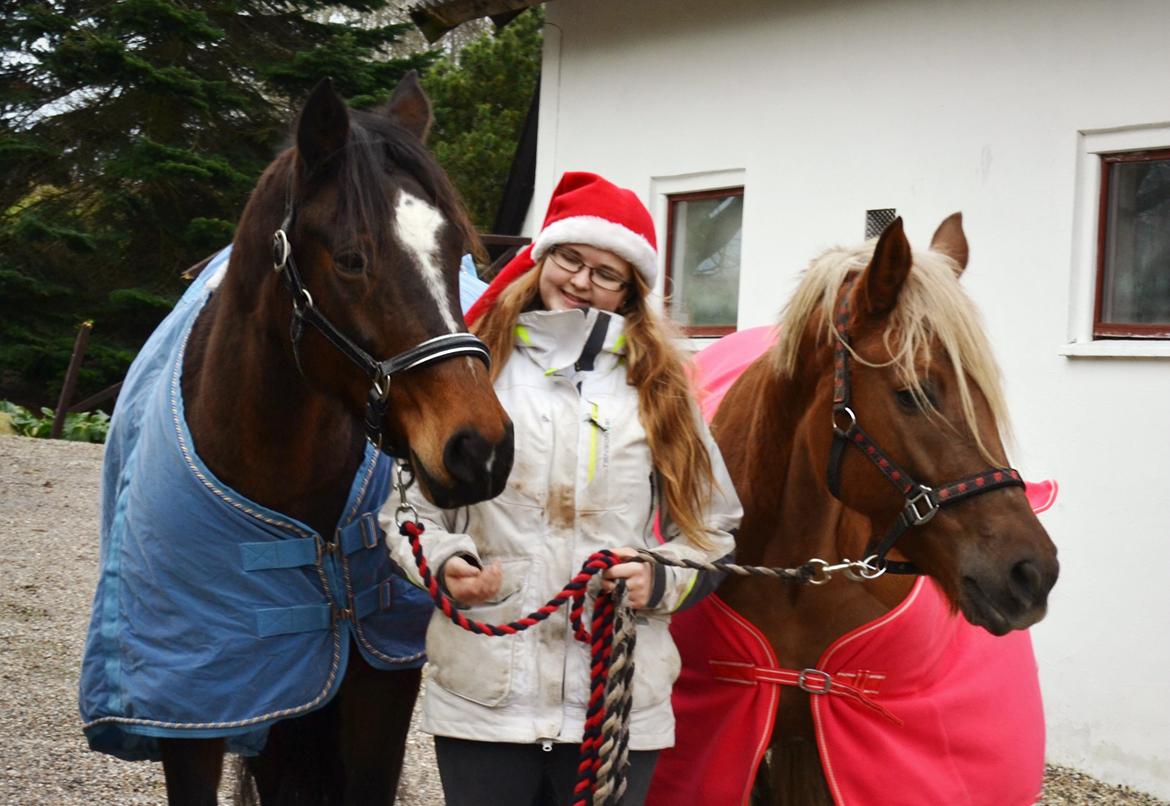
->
<box><xmin>904</xmin><ymin>486</ymin><xmax>938</xmax><ymax>526</ymax></box>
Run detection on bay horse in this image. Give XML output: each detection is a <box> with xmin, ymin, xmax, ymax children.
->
<box><xmin>709</xmin><ymin>215</ymin><xmax>1059</xmax><ymax>803</ymax></box>
<box><xmin>79</xmin><ymin>74</ymin><xmax>513</xmax><ymax>804</ymax></box>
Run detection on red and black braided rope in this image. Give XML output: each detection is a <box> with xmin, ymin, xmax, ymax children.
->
<box><xmin>400</xmin><ymin>519</ymin><xmax>628</xmax><ymax>806</ymax></box>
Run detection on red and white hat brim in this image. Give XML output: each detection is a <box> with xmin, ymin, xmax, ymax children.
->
<box><xmin>531</xmin><ymin>215</ymin><xmax>658</xmax><ymax>286</ymax></box>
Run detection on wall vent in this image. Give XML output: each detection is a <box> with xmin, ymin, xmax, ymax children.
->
<box><xmin>865</xmin><ymin>208</ymin><xmax>897</xmax><ymax>239</ymax></box>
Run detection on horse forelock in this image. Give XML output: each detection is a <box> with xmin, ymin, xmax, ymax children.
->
<box><xmin>771</xmin><ymin>240</ymin><xmax>1013</xmax><ymax>462</ymax></box>
<box><xmin>346</xmin><ymin>111</ymin><xmax>480</xmax><ymax>259</ymax></box>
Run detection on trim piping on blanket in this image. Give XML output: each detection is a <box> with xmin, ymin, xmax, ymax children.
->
<box><xmin>709</xmin><ymin>595</ymin><xmax>781</xmax><ymax>806</ymax></box>
<box><xmin>812</xmin><ymin>577</ymin><xmax>926</xmax><ymax>806</ymax></box>
<box><xmin>82</xmin><ymin>625</ymin><xmax>344</xmax><ymax>733</ymax></box>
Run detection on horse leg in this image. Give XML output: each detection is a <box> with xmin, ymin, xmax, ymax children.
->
<box><xmin>160</xmin><ymin>737</ymin><xmax>226</xmax><ymax>806</ymax></box>
<box><xmin>766</xmin><ymin>695</ymin><xmax>834</xmax><ymax>805</ymax></box>
<box><xmin>243</xmin><ymin>703</ymin><xmax>340</xmax><ymax>804</ymax></box>
<box><xmin>241</xmin><ymin>651</ymin><xmax>421</xmax><ymax>805</ymax></box>
<box><xmin>336</xmin><ymin>653</ymin><xmax>422</xmax><ymax>804</ymax></box>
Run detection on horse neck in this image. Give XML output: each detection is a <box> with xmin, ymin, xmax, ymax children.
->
<box><xmin>716</xmin><ymin>348</ymin><xmax>914</xmax><ymax>669</ymax></box>
<box><xmin>720</xmin><ymin>357</ymin><xmax>843</xmax><ymax>568</ymax></box>
<box><xmin>183</xmin><ymin>237</ymin><xmax>365</xmax><ymax>538</ymax></box>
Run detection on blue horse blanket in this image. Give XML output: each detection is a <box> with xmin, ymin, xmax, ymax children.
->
<box><xmin>79</xmin><ymin>247</ymin><xmax>434</xmax><ymax>761</ymax></box>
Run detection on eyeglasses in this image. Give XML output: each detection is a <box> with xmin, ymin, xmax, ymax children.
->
<box><xmin>546</xmin><ymin>247</ymin><xmax>632</xmax><ymax>292</ymax></box>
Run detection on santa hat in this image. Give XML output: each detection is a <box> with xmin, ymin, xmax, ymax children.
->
<box><xmin>465</xmin><ymin>172</ymin><xmax>657</xmax><ymax>325</ymax></box>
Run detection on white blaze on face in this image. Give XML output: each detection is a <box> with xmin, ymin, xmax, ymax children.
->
<box><xmin>394</xmin><ymin>190</ymin><xmax>459</xmax><ymax>333</ymax></box>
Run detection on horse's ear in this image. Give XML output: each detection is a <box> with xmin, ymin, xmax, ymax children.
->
<box><xmin>857</xmin><ymin>217</ymin><xmax>912</xmax><ymax>318</ymax></box>
<box><xmin>384</xmin><ymin>70</ymin><xmax>433</xmax><ymax>142</ymax></box>
<box><xmin>930</xmin><ymin>212</ymin><xmax>969</xmax><ymax>275</ymax></box>
<box><xmin>297</xmin><ymin>78</ymin><xmax>350</xmax><ymax>173</ymax></box>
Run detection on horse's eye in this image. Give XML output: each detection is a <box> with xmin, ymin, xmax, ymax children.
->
<box><xmin>334</xmin><ymin>252</ymin><xmax>367</xmax><ymax>275</ymax></box>
<box><xmin>896</xmin><ymin>384</ymin><xmax>939</xmax><ymax>412</ymax></box>
<box><xmin>895</xmin><ymin>388</ymin><xmax>923</xmax><ymax>412</ymax></box>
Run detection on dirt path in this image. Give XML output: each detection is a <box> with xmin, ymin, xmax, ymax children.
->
<box><xmin>0</xmin><ymin>435</ymin><xmax>1162</xmax><ymax>804</ymax></box>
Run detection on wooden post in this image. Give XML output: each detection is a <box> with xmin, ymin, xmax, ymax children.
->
<box><xmin>51</xmin><ymin>320</ymin><xmax>93</xmax><ymax>439</ymax></box>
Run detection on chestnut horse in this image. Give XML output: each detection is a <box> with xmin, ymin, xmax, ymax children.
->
<box><xmin>710</xmin><ymin>215</ymin><xmax>1059</xmax><ymax>803</ymax></box>
<box><xmin>79</xmin><ymin>75</ymin><xmax>513</xmax><ymax>804</ymax></box>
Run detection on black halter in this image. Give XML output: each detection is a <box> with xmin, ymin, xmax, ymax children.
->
<box><xmin>825</xmin><ymin>277</ymin><xmax>1024</xmax><ymax>574</ymax></box>
<box><xmin>271</xmin><ymin>212</ymin><xmax>490</xmax><ymax>451</ymax></box>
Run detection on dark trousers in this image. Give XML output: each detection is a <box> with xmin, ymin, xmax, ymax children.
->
<box><xmin>434</xmin><ymin>736</ymin><xmax>660</xmax><ymax>806</ymax></box>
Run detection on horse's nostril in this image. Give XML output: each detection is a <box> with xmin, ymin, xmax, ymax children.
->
<box><xmin>1010</xmin><ymin>559</ymin><xmax>1044</xmax><ymax>601</ymax></box>
<box><xmin>443</xmin><ymin>428</ymin><xmax>492</xmax><ymax>484</ymax></box>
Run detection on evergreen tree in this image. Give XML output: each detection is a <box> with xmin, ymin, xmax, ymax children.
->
<box><xmin>0</xmin><ymin>0</ymin><xmax>432</xmax><ymax>406</ymax></box>
<box><xmin>423</xmin><ymin>9</ymin><xmax>542</xmax><ymax>232</ymax></box>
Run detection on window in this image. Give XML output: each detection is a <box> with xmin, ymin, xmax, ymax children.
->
<box><xmin>664</xmin><ymin>188</ymin><xmax>744</xmax><ymax>336</ymax></box>
<box><xmin>1095</xmin><ymin>150</ymin><xmax>1170</xmax><ymax>338</ymax></box>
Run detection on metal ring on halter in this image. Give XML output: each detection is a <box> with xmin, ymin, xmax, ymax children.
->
<box><xmin>372</xmin><ymin>374</ymin><xmax>391</xmax><ymax>401</ymax></box>
<box><xmin>842</xmin><ymin>558</ymin><xmax>881</xmax><ymax>581</ymax></box>
<box><xmin>832</xmin><ymin>406</ymin><xmax>857</xmax><ymax>435</ymax></box>
<box><xmin>296</xmin><ymin>288</ymin><xmax>313</xmax><ymax>310</ymax></box>
<box><xmin>855</xmin><ymin>554</ymin><xmax>887</xmax><ymax>580</ymax></box>
<box><xmin>273</xmin><ymin>230</ymin><xmax>291</xmax><ymax>271</ymax></box>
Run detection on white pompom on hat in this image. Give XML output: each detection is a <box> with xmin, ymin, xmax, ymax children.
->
<box><xmin>530</xmin><ymin>171</ymin><xmax>658</xmax><ymax>286</ymax></box>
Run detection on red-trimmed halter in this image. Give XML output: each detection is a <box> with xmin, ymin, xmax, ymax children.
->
<box><xmin>826</xmin><ymin>277</ymin><xmax>1024</xmax><ymax>575</ymax></box>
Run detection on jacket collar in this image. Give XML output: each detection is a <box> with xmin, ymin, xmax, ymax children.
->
<box><xmin>514</xmin><ymin>308</ymin><xmax>628</xmax><ymax>375</ymax></box>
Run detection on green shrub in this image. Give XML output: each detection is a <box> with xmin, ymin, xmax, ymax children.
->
<box><xmin>0</xmin><ymin>400</ymin><xmax>110</xmax><ymax>443</ymax></box>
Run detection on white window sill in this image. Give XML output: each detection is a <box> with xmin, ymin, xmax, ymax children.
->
<box><xmin>680</xmin><ymin>336</ymin><xmax>721</xmax><ymax>353</ymax></box>
<box><xmin>1059</xmin><ymin>341</ymin><xmax>1170</xmax><ymax>358</ymax></box>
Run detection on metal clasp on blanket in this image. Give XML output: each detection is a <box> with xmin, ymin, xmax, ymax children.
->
<box><xmin>798</xmin><ymin>668</ymin><xmax>833</xmax><ymax>695</ymax></box>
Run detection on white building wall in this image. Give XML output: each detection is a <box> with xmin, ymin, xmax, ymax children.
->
<box><xmin>529</xmin><ymin>0</ymin><xmax>1170</xmax><ymax>796</ymax></box>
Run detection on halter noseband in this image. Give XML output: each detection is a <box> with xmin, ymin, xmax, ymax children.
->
<box><xmin>271</xmin><ymin>215</ymin><xmax>490</xmax><ymax>451</ymax></box>
<box><xmin>825</xmin><ymin>277</ymin><xmax>1023</xmax><ymax>575</ymax></box>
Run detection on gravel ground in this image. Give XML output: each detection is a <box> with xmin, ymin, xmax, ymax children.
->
<box><xmin>0</xmin><ymin>435</ymin><xmax>1163</xmax><ymax>805</ymax></box>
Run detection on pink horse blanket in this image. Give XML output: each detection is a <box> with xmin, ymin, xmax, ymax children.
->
<box><xmin>647</xmin><ymin>327</ymin><xmax>1053</xmax><ymax>806</ymax></box>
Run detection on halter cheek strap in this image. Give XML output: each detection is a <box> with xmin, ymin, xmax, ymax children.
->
<box><xmin>826</xmin><ymin>277</ymin><xmax>1024</xmax><ymax>574</ymax></box>
<box><xmin>271</xmin><ymin>212</ymin><xmax>491</xmax><ymax>450</ymax></box>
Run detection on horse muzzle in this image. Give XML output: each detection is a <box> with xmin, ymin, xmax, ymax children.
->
<box><xmin>958</xmin><ymin>553</ymin><xmax>1059</xmax><ymax>635</ymax></box>
<box><xmin>412</xmin><ymin>422</ymin><xmax>514</xmax><ymax>509</ymax></box>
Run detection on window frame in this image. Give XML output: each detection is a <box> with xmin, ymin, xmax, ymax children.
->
<box><xmin>663</xmin><ymin>185</ymin><xmax>745</xmax><ymax>338</ymax></box>
<box><xmin>1093</xmin><ymin>148</ymin><xmax>1170</xmax><ymax>339</ymax></box>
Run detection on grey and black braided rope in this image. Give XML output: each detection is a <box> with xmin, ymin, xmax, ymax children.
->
<box><xmin>593</xmin><ymin>582</ymin><xmax>637</xmax><ymax>806</ymax></box>
<box><xmin>633</xmin><ymin>549</ymin><xmax>818</xmax><ymax>582</ymax></box>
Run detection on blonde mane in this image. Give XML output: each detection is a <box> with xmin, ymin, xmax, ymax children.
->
<box><xmin>772</xmin><ymin>240</ymin><xmax>1013</xmax><ymax>463</ymax></box>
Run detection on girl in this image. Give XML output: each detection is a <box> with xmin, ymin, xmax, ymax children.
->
<box><xmin>386</xmin><ymin>171</ymin><xmax>741</xmax><ymax>806</ymax></box>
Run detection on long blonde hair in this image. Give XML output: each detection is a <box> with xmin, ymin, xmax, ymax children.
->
<box><xmin>473</xmin><ymin>260</ymin><xmax>717</xmax><ymax>549</ymax></box>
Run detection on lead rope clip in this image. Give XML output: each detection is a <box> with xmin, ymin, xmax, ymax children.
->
<box><xmin>394</xmin><ymin>461</ymin><xmax>418</xmax><ymax>527</ymax></box>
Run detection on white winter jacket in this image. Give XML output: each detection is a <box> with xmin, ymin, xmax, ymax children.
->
<box><xmin>384</xmin><ymin>307</ymin><xmax>741</xmax><ymax>750</ymax></box>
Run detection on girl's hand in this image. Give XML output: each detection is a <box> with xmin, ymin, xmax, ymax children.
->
<box><xmin>442</xmin><ymin>556</ymin><xmax>503</xmax><ymax>605</ymax></box>
<box><xmin>601</xmin><ymin>547</ymin><xmax>652</xmax><ymax>609</ymax></box>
